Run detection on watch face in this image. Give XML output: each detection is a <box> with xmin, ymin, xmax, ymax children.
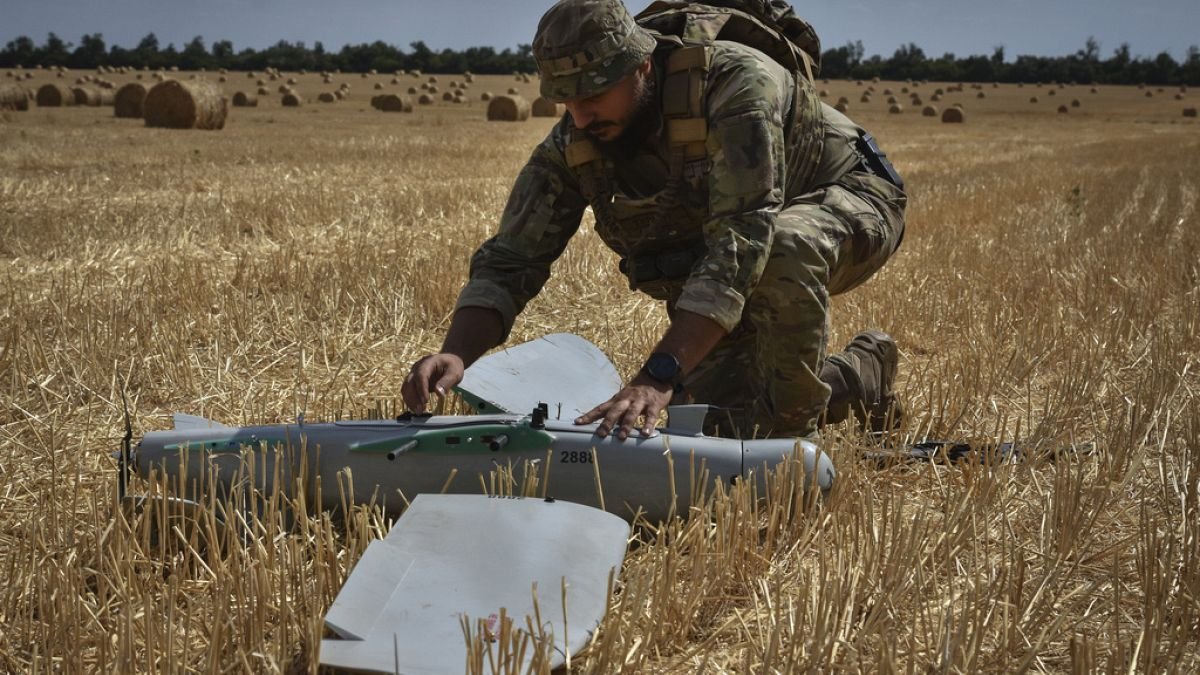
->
<box><xmin>645</xmin><ymin>352</ymin><xmax>681</xmax><ymax>383</ymax></box>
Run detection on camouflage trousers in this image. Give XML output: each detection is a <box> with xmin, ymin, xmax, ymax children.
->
<box><xmin>679</xmin><ymin>171</ymin><xmax>906</xmax><ymax>437</ymax></box>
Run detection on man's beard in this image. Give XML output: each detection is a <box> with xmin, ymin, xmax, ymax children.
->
<box><xmin>585</xmin><ymin>75</ymin><xmax>658</xmax><ymax>160</ymax></box>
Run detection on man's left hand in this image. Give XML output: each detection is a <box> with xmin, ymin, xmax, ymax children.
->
<box><xmin>575</xmin><ymin>374</ymin><xmax>674</xmax><ymax>440</ymax></box>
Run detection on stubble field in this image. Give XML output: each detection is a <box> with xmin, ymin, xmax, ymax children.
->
<box><xmin>1</xmin><ymin>69</ymin><xmax>1198</xmax><ymax>672</ymax></box>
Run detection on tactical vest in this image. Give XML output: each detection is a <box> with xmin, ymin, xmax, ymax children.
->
<box><xmin>563</xmin><ymin>1</ymin><xmax>826</xmax><ymax>291</ymax></box>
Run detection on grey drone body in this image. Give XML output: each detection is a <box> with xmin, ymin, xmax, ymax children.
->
<box><xmin>131</xmin><ymin>406</ymin><xmax>833</xmax><ymax>524</ymax></box>
<box><xmin>126</xmin><ymin>333</ymin><xmax>835</xmax><ymax>524</ymax></box>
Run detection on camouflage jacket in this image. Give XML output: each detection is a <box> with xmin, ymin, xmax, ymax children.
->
<box><xmin>455</xmin><ymin>39</ymin><xmax>865</xmax><ymax>337</ymax></box>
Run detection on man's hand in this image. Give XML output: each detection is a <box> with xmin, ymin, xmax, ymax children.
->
<box><xmin>575</xmin><ymin>374</ymin><xmax>674</xmax><ymax>440</ymax></box>
<box><xmin>402</xmin><ymin>353</ymin><xmax>466</xmax><ymax>413</ymax></box>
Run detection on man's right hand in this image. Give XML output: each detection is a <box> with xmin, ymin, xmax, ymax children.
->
<box><xmin>401</xmin><ymin>353</ymin><xmax>466</xmax><ymax>413</ymax></box>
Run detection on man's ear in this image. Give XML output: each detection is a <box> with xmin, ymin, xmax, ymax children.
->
<box><xmin>637</xmin><ymin>55</ymin><xmax>653</xmax><ymax>78</ymax></box>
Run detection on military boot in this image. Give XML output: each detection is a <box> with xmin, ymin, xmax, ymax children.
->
<box><xmin>819</xmin><ymin>330</ymin><xmax>903</xmax><ymax>432</ymax></box>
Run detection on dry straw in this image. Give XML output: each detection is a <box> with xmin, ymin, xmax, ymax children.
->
<box><xmin>487</xmin><ymin>94</ymin><xmax>531</xmax><ymax>121</ymax></box>
<box><xmin>318</xmin><ymin>92</ymin><xmax>337</xmax><ymax>103</ymax></box>
<box><xmin>0</xmin><ymin>83</ymin><xmax>30</xmax><ymax>111</ymax></box>
<box><xmin>531</xmin><ymin>97</ymin><xmax>565</xmax><ymax>117</ymax></box>
<box><xmin>922</xmin><ymin>105</ymin><xmax>938</xmax><ymax>117</ymax></box>
<box><xmin>35</xmin><ymin>82</ymin><xmax>73</xmax><ymax>106</ymax></box>
<box><xmin>143</xmin><ymin>79</ymin><xmax>228</xmax><ymax>129</ymax></box>
<box><xmin>941</xmin><ymin>106</ymin><xmax>965</xmax><ymax>123</ymax></box>
<box><xmin>281</xmin><ymin>93</ymin><xmax>302</xmax><ymax>107</ymax></box>
<box><xmin>370</xmin><ymin>94</ymin><xmax>412</xmax><ymax>112</ymax></box>
<box><xmin>114</xmin><ymin>82</ymin><xmax>148</xmax><ymax>118</ymax></box>
<box><xmin>418</xmin><ymin>93</ymin><xmax>433</xmax><ymax>105</ymax></box>
<box><xmin>232</xmin><ymin>91</ymin><xmax>258</xmax><ymax>107</ymax></box>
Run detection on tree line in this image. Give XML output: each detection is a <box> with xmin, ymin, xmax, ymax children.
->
<box><xmin>2</xmin><ymin>32</ymin><xmax>1198</xmax><ymax>85</ymax></box>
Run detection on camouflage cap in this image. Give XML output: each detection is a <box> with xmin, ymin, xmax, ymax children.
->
<box><xmin>533</xmin><ymin>0</ymin><xmax>657</xmax><ymax>102</ymax></box>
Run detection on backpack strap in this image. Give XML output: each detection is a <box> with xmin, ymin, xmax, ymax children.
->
<box><xmin>565</xmin><ymin>129</ymin><xmax>620</xmax><ymax>232</ymax></box>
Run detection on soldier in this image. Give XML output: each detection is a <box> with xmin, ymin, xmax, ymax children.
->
<box><xmin>402</xmin><ymin>0</ymin><xmax>906</xmax><ymax>440</ymax></box>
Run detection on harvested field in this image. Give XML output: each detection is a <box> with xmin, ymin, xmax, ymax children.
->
<box><xmin>0</xmin><ymin>73</ymin><xmax>1198</xmax><ymax>673</ymax></box>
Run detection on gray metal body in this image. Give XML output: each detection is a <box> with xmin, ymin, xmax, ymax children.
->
<box><xmin>131</xmin><ymin>407</ymin><xmax>834</xmax><ymax>524</ymax></box>
<box><xmin>319</xmin><ymin>494</ymin><xmax>629</xmax><ymax>673</ymax></box>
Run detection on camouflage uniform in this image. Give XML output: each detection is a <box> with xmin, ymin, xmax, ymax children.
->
<box><xmin>454</xmin><ymin>0</ymin><xmax>906</xmax><ymax>437</ymax></box>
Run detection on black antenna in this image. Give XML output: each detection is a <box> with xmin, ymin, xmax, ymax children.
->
<box><xmin>119</xmin><ymin>378</ymin><xmax>132</xmax><ymax>500</ymax></box>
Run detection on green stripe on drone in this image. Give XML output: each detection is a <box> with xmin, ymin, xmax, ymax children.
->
<box><xmin>350</xmin><ymin>425</ymin><xmax>554</xmax><ymax>456</ymax></box>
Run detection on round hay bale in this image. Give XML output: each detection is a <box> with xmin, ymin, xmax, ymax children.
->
<box><xmin>1145</xmin><ymin>91</ymin><xmax>1153</xmax><ymax>98</ymax></box>
<box><xmin>888</xmin><ymin>103</ymin><xmax>903</xmax><ymax>114</ymax></box>
<box><xmin>818</xmin><ymin>89</ymin><xmax>829</xmax><ymax>98</ymax></box>
<box><xmin>531</xmin><ymin>97</ymin><xmax>565</xmax><ymax>117</ymax></box>
<box><xmin>427</xmin><ymin>85</ymin><xmax>438</xmax><ymax>94</ymax></box>
<box><xmin>143</xmin><ymin>79</ymin><xmax>228</xmax><ymax>129</ymax></box>
<box><xmin>836</xmin><ymin>96</ymin><xmax>849</xmax><ymax>106</ymax></box>
<box><xmin>428</xmin><ymin>76</ymin><xmax>438</xmax><ymax>84</ymax></box>
<box><xmin>1090</xmin><ymin>87</ymin><xmax>1098</xmax><ymax>93</ymax></box>
<box><xmin>886</xmin><ymin>96</ymin><xmax>897</xmax><ymax>104</ymax></box>
<box><xmin>218</xmin><ymin>76</ymin><xmax>227</xmax><ymax>83</ymax></box>
<box><xmin>1057</xmin><ymin>104</ymin><xmax>1069</xmax><ymax>113</ymax></box>
<box><xmin>941</xmin><ymin>107</ymin><xmax>965</xmax><ymax>123</ymax></box>
<box><xmin>481</xmin><ymin>92</ymin><xmax>492</xmax><ymax>101</ymax></box>
<box><xmin>930</xmin><ymin>93</ymin><xmax>941</xmax><ymax>102</ymax></box>
<box><xmin>257</xmin><ymin>86</ymin><xmax>270</xmax><ymax>96</ymax></box>
<box><xmin>507</xmin><ymin>87</ymin><xmax>519</xmax><ymax>95</ymax></box>
<box><xmin>464</xmin><ymin>73</ymin><xmax>474</xmax><ymax>83</ymax></box>
<box><xmin>287</xmin><ymin>77</ymin><xmax>298</xmax><ymax>85</ymax></box>
<box><xmin>487</xmin><ymin>94</ymin><xmax>530</xmax><ymax>121</ymax></box>
<box><xmin>910</xmin><ymin>96</ymin><xmax>923</xmax><ymax>105</ymax></box>
<box><xmin>374</xmin><ymin>82</ymin><xmax>384</xmax><ymax>90</ymax></box>
<box><xmin>1071</xmin><ymin>99</ymin><xmax>1081</xmax><ymax>107</ymax></box>
<box><xmin>114</xmin><ymin>82</ymin><xmax>148</xmax><ymax>117</ymax></box>
<box><xmin>442</xmin><ymin>91</ymin><xmax>455</xmax><ymax>101</ymax></box>
<box><xmin>976</xmin><ymin>91</ymin><xmax>986</xmax><ymax>99</ymax></box>
<box><xmin>0</xmin><ymin>84</ymin><xmax>30</xmax><ymax>111</ymax></box>
<box><xmin>410</xmin><ymin>70</ymin><xmax>421</xmax><ymax>78</ymax></box>
<box><xmin>1183</xmin><ymin>108</ymin><xmax>1197</xmax><ymax>118</ymax></box>
<box><xmin>247</xmin><ymin>71</ymin><xmax>256</xmax><ymax>79</ymax></box>
<box><xmin>278</xmin><ymin>84</ymin><xmax>292</xmax><ymax>94</ymax></box>
<box><xmin>859</xmin><ymin>94</ymin><xmax>871</xmax><ymax>103</ymax></box>
<box><xmin>71</xmin><ymin>86</ymin><xmax>103</xmax><ymax>106</ymax></box>
<box><xmin>282</xmin><ymin>93</ymin><xmax>303</xmax><ymax>107</ymax></box>
<box><xmin>372</xmin><ymin>94</ymin><xmax>411</xmax><ymax>112</ymax></box>
<box><xmin>257</xmin><ymin>79</ymin><xmax>266</xmax><ymax>86</ymax></box>
<box><xmin>232</xmin><ymin>91</ymin><xmax>257</xmax><ymax>107</ymax></box>
<box><xmin>391</xmin><ymin>77</ymin><xmax>400</xmax><ymax>84</ymax></box>
<box><xmin>834</xmin><ymin>101</ymin><xmax>848</xmax><ymax>113</ymax></box>
<box><xmin>922</xmin><ymin>105</ymin><xmax>937</xmax><ymax>117</ymax></box>
<box><xmin>882</xmin><ymin>88</ymin><xmax>892</xmax><ymax>95</ymax></box>
<box><xmin>1175</xmin><ymin>93</ymin><xmax>1185</xmax><ymax>100</ymax></box>
<box><xmin>1029</xmin><ymin>96</ymin><xmax>1039</xmax><ymax>103</ymax></box>
<box><xmin>1048</xmin><ymin>89</ymin><xmax>1056</xmax><ymax>96</ymax></box>
<box><xmin>36</xmin><ymin>83</ymin><xmax>74</xmax><ymax>106</ymax></box>
<box><xmin>418</xmin><ymin>93</ymin><xmax>433</xmax><ymax>105</ymax></box>
<box><xmin>318</xmin><ymin>92</ymin><xmax>336</xmax><ymax>103</ymax></box>
<box><xmin>408</xmin><ymin>87</ymin><xmax>418</xmax><ymax>95</ymax></box>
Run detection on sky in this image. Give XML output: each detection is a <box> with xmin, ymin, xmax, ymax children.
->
<box><xmin>2</xmin><ymin>0</ymin><xmax>1197</xmax><ymax>62</ymax></box>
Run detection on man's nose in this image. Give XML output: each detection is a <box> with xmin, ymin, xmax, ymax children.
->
<box><xmin>565</xmin><ymin>102</ymin><xmax>593</xmax><ymax>127</ymax></box>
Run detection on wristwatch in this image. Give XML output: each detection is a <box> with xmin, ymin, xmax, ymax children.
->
<box><xmin>641</xmin><ymin>352</ymin><xmax>684</xmax><ymax>393</ymax></box>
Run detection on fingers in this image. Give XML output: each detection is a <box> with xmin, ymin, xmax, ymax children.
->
<box><xmin>576</xmin><ymin>390</ymin><xmax>666</xmax><ymax>440</ymax></box>
<box><xmin>402</xmin><ymin>354</ymin><xmax>464</xmax><ymax>413</ymax></box>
